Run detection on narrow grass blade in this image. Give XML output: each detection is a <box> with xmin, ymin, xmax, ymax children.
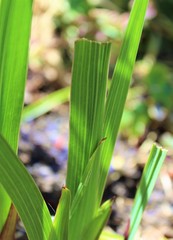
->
<box><xmin>128</xmin><ymin>144</ymin><xmax>167</xmax><ymax>240</ymax></box>
<box><xmin>80</xmin><ymin>199</ymin><xmax>112</xmax><ymax>240</ymax></box>
<box><xmin>0</xmin><ymin>0</ymin><xmax>32</xmax><ymax>151</ymax></box>
<box><xmin>0</xmin><ymin>0</ymin><xmax>32</xmax><ymax>230</ymax></box>
<box><xmin>49</xmin><ymin>187</ymin><xmax>70</xmax><ymax>240</ymax></box>
<box><xmin>98</xmin><ymin>0</ymin><xmax>149</xmax><ymax>204</ymax></box>
<box><xmin>0</xmin><ymin>134</ymin><xmax>55</xmax><ymax>240</ymax></box>
<box><xmin>22</xmin><ymin>87</ymin><xmax>70</xmax><ymax>121</ymax></box>
<box><xmin>66</xmin><ymin>39</ymin><xmax>111</xmax><ymax>200</ymax></box>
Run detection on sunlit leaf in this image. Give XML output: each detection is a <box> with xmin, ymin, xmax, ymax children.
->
<box><xmin>128</xmin><ymin>144</ymin><xmax>167</xmax><ymax>240</ymax></box>
<box><xmin>66</xmin><ymin>0</ymin><xmax>149</xmax><ymax>239</ymax></box>
<box><xmin>22</xmin><ymin>87</ymin><xmax>70</xmax><ymax>121</ymax></box>
<box><xmin>0</xmin><ymin>0</ymin><xmax>33</xmax><ymax>230</ymax></box>
<box><xmin>66</xmin><ymin>39</ymin><xmax>111</xmax><ymax>200</ymax></box>
<box><xmin>98</xmin><ymin>0</ymin><xmax>149</xmax><ymax>204</ymax></box>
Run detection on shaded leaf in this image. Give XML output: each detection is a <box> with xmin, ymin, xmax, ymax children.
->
<box><xmin>0</xmin><ymin>134</ymin><xmax>55</xmax><ymax>240</ymax></box>
<box><xmin>80</xmin><ymin>199</ymin><xmax>112</xmax><ymax>240</ymax></box>
<box><xmin>69</xmin><ymin>140</ymin><xmax>104</xmax><ymax>239</ymax></box>
<box><xmin>49</xmin><ymin>187</ymin><xmax>70</xmax><ymax>240</ymax></box>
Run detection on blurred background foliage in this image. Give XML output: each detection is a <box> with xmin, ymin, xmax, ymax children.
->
<box><xmin>27</xmin><ymin>0</ymin><xmax>173</xmax><ymax>149</ymax></box>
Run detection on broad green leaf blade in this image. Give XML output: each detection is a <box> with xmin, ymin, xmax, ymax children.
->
<box><xmin>128</xmin><ymin>144</ymin><xmax>167</xmax><ymax>240</ymax></box>
<box><xmin>0</xmin><ymin>0</ymin><xmax>32</xmax><ymax>230</ymax></box>
<box><xmin>49</xmin><ymin>187</ymin><xmax>70</xmax><ymax>240</ymax></box>
<box><xmin>66</xmin><ymin>39</ymin><xmax>111</xmax><ymax>200</ymax></box>
<box><xmin>80</xmin><ymin>199</ymin><xmax>112</xmax><ymax>240</ymax></box>
<box><xmin>22</xmin><ymin>87</ymin><xmax>70</xmax><ymax>121</ymax></box>
<box><xmin>0</xmin><ymin>134</ymin><xmax>55</xmax><ymax>240</ymax></box>
<box><xmin>98</xmin><ymin>0</ymin><xmax>149</xmax><ymax>204</ymax></box>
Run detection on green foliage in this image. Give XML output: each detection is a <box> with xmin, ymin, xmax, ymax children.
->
<box><xmin>0</xmin><ymin>0</ymin><xmax>33</xmax><ymax>232</ymax></box>
<box><xmin>81</xmin><ymin>199</ymin><xmax>112</xmax><ymax>240</ymax></box>
<box><xmin>66</xmin><ymin>40</ymin><xmax>111</xmax><ymax>200</ymax></box>
<box><xmin>0</xmin><ymin>0</ymin><xmax>168</xmax><ymax>240</ymax></box>
<box><xmin>145</xmin><ymin>63</ymin><xmax>173</xmax><ymax>110</ymax></box>
<box><xmin>66</xmin><ymin>0</ymin><xmax>150</xmax><ymax>236</ymax></box>
<box><xmin>22</xmin><ymin>86</ymin><xmax>70</xmax><ymax>121</ymax></box>
<box><xmin>97</xmin><ymin>0</ymin><xmax>149</xmax><ymax>201</ymax></box>
<box><xmin>0</xmin><ymin>134</ymin><xmax>56</xmax><ymax>240</ymax></box>
<box><xmin>50</xmin><ymin>188</ymin><xmax>70</xmax><ymax>240</ymax></box>
<box><xmin>129</xmin><ymin>144</ymin><xmax>167</xmax><ymax>239</ymax></box>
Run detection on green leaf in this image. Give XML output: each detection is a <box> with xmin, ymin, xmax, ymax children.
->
<box><xmin>99</xmin><ymin>229</ymin><xmax>124</xmax><ymax>240</ymax></box>
<box><xmin>67</xmin><ymin>0</ymin><xmax>149</xmax><ymax>238</ymax></box>
<box><xmin>49</xmin><ymin>187</ymin><xmax>71</xmax><ymax>240</ymax></box>
<box><xmin>0</xmin><ymin>0</ymin><xmax>33</xmax><ymax>230</ymax></box>
<box><xmin>22</xmin><ymin>86</ymin><xmax>70</xmax><ymax>121</ymax></box>
<box><xmin>80</xmin><ymin>199</ymin><xmax>113</xmax><ymax>240</ymax></box>
<box><xmin>69</xmin><ymin>138</ymin><xmax>106</xmax><ymax>221</ymax></box>
<box><xmin>0</xmin><ymin>134</ymin><xmax>55</xmax><ymax>240</ymax></box>
<box><xmin>0</xmin><ymin>0</ymin><xmax>32</xmax><ymax>153</ymax></box>
<box><xmin>66</xmin><ymin>39</ymin><xmax>111</xmax><ymax>200</ymax></box>
<box><xmin>69</xmin><ymin>156</ymin><xmax>96</xmax><ymax>219</ymax></box>
<box><xmin>128</xmin><ymin>144</ymin><xmax>167</xmax><ymax>240</ymax></box>
<box><xmin>69</xmin><ymin>140</ymin><xmax>106</xmax><ymax>239</ymax></box>
<box><xmin>98</xmin><ymin>0</ymin><xmax>149</xmax><ymax>205</ymax></box>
